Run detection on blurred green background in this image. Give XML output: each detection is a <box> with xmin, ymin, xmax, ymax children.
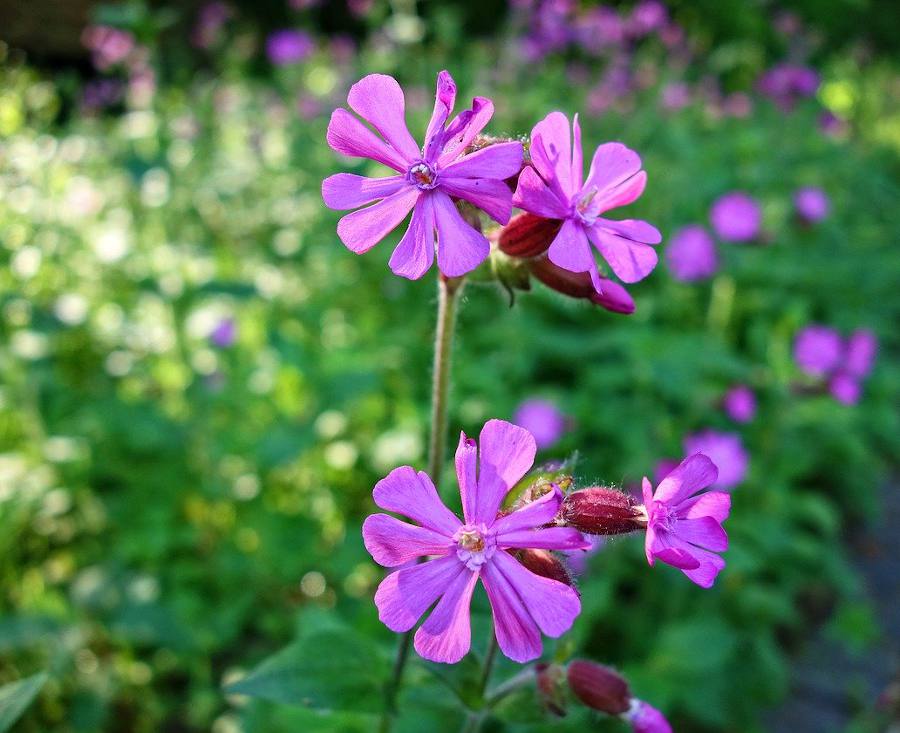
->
<box><xmin>1</xmin><ymin>1</ymin><xmax>899</xmax><ymax>731</ymax></box>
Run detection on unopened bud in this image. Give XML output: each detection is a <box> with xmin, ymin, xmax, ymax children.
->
<box><xmin>535</xmin><ymin>663</ymin><xmax>567</xmax><ymax>717</ymax></box>
<box><xmin>561</xmin><ymin>488</ymin><xmax>644</xmax><ymax>535</ymax></box>
<box><xmin>516</xmin><ymin>549</ymin><xmax>576</xmax><ymax>589</ymax></box>
<box><xmin>498</xmin><ymin>213</ymin><xmax>562</xmax><ymax>257</ymax></box>
<box><xmin>566</xmin><ymin>660</ymin><xmax>631</xmax><ymax>715</ymax></box>
<box><xmin>530</xmin><ymin>257</ymin><xmax>636</xmax><ymax>314</ymax></box>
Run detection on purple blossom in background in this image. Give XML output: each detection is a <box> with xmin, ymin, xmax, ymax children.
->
<box><xmin>653</xmin><ymin>459</ymin><xmax>679</xmax><ymax>484</ymax></box>
<box><xmin>683</xmin><ymin>430</ymin><xmax>748</xmax><ymax>490</ymax></box>
<box><xmin>641</xmin><ymin>454</ymin><xmax>731</xmax><ymax>588</ymax></box>
<box><xmin>266</xmin><ymin>29</ymin><xmax>314</xmax><ymax>65</ymax></box>
<box><xmin>82</xmin><ymin>79</ymin><xmax>125</xmax><ymax>111</ymax></box>
<box><xmin>665</xmin><ymin>224</ymin><xmax>718</xmax><ymax>281</ymax></box>
<box><xmin>322</xmin><ymin>71</ymin><xmax>522</xmax><ymax>279</ymax></box>
<box><xmin>626</xmin><ymin>0</ymin><xmax>667</xmax><ymax>38</ymax></box>
<box><xmin>625</xmin><ymin>699</ymin><xmax>674</xmax><ymax>733</ymax></box>
<box><xmin>363</xmin><ymin>419</ymin><xmax>587</xmax><ymax>663</ymax></box>
<box><xmin>794</xmin><ymin>186</ymin><xmax>830</xmax><ymax>223</ymax></box>
<box><xmin>757</xmin><ymin>64</ymin><xmax>820</xmax><ymax>111</ymax></box>
<box><xmin>513</xmin><ymin>399</ymin><xmax>568</xmax><ymax>450</ymax></box>
<box><xmin>723</xmin><ymin>385</ymin><xmax>756</xmax><ymax>423</ymax></box>
<box><xmin>575</xmin><ymin>7</ymin><xmax>624</xmax><ymax>54</ymax></box>
<box><xmin>660</xmin><ymin>82</ymin><xmax>691</xmax><ymax>111</ymax></box>
<box><xmin>564</xmin><ymin>534</ymin><xmax>605</xmax><ymax>575</ymax></box>
<box><xmin>192</xmin><ymin>2</ymin><xmax>232</xmax><ymax>49</ymax></box>
<box><xmin>81</xmin><ymin>25</ymin><xmax>135</xmax><ymax>71</ymax></box>
<box><xmin>819</xmin><ymin>111</ymin><xmax>848</xmax><ymax>137</ymax></box>
<box><xmin>709</xmin><ymin>191</ymin><xmax>761</xmax><ymax>243</ymax></box>
<box><xmin>795</xmin><ymin>326</ymin><xmax>877</xmax><ymax>404</ymax></box>
<box><xmin>513</xmin><ymin>112</ymin><xmax>661</xmax><ymax>293</ymax></box>
<box><xmin>794</xmin><ymin>325</ymin><xmax>843</xmax><ymax>377</ymax></box>
<box><xmin>209</xmin><ymin>318</ymin><xmax>236</xmax><ymax>348</ymax></box>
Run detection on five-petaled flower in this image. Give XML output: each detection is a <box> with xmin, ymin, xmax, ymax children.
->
<box><xmin>362</xmin><ymin>419</ymin><xmax>589</xmax><ymax>664</ymax></box>
<box><xmin>640</xmin><ymin>454</ymin><xmax>731</xmax><ymax>588</ymax></box>
<box><xmin>322</xmin><ymin>71</ymin><xmax>523</xmax><ymax>280</ymax></box>
<box><xmin>512</xmin><ymin>111</ymin><xmax>661</xmax><ymax>293</ymax></box>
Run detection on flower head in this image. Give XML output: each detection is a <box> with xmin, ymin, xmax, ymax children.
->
<box><xmin>363</xmin><ymin>419</ymin><xmax>588</xmax><ymax>663</ymax></box>
<box><xmin>323</xmin><ymin>72</ymin><xmax>523</xmax><ymax>280</ymax></box>
<box><xmin>683</xmin><ymin>430</ymin><xmax>748</xmax><ymax>490</ymax></box>
<box><xmin>625</xmin><ymin>699</ymin><xmax>673</xmax><ymax>733</ymax></box>
<box><xmin>794</xmin><ymin>186</ymin><xmax>829</xmax><ymax>223</ymax></box>
<box><xmin>266</xmin><ymin>29</ymin><xmax>314</xmax><ymax>65</ymax></box>
<box><xmin>794</xmin><ymin>325</ymin><xmax>843</xmax><ymax>377</ymax></box>
<box><xmin>209</xmin><ymin>317</ymin><xmax>236</xmax><ymax>348</ymax></box>
<box><xmin>710</xmin><ymin>191</ymin><xmax>761</xmax><ymax>242</ymax></box>
<box><xmin>665</xmin><ymin>224</ymin><xmax>718</xmax><ymax>281</ymax></box>
<box><xmin>641</xmin><ymin>454</ymin><xmax>731</xmax><ymax>588</ymax></box>
<box><xmin>795</xmin><ymin>326</ymin><xmax>877</xmax><ymax>404</ymax></box>
<box><xmin>723</xmin><ymin>384</ymin><xmax>756</xmax><ymax>423</ymax></box>
<box><xmin>512</xmin><ymin>112</ymin><xmax>661</xmax><ymax>294</ymax></box>
<box><xmin>513</xmin><ymin>399</ymin><xmax>567</xmax><ymax>450</ymax></box>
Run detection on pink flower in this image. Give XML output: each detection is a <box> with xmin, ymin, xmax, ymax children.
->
<box><xmin>723</xmin><ymin>384</ymin><xmax>756</xmax><ymax>423</ymax></box>
<box><xmin>625</xmin><ymin>699</ymin><xmax>673</xmax><ymax>733</ymax></box>
<box><xmin>641</xmin><ymin>454</ymin><xmax>731</xmax><ymax>588</ymax></box>
<box><xmin>683</xmin><ymin>430</ymin><xmax>748</xmax><ymax>490</ymax></box>
<box><xmin>795</xmin><ymin>326</ymin><xmax>877</xmax><ymax>404</ymax></box>
<box><xmin>513</xmin><ymin>112</ymin><xmax>661</xmax><ymax>293</ymax></box>
<box><xmin>710</xmin><ymin>191</ymin><xmax>761</xmax><ymax>242</ymax></box>
<box><xmin>794</xmin><ymin>325</ymin><xmax>843</xmax><ymax>377</ymax></box>
<box><xmin>665</xmin><ymin>224</ymin><xmax>718</xmax><ymax>281</ymax></box>
<box><xmin>794</xmin><ymin>186</ymin><xmax>829</xmax><ymax>223</ymax></box>
<box><xmin>513</xmin><ymin>399</ymin><xmax>567</xmax><ymax>450</ymax></box>
<box><xmin>81</xmin><ymin>25</ymin><xmax>136</xmax><ymax>71</ymax></box>
<box><xmin>363</xmin><ymin>419</ymin><xmax>588</xmax><ymax>664</ymax></box>
<box><xmin>266</xmin><ymin>29</ymin><xmax>314</xmax><ymax>65</ymax></box>
<box><xmin>323</xmin><ymin>72</ymin><xmax>523</xmax><ymax>279</ymax></box>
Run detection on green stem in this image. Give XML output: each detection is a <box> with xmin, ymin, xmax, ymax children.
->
<box><xmin>379</xmin><ymin>274</ymin><xmax>465</xmax><ymax>733</ymax></box>
<box><xmin>458</xmin><ymin>628</ymin><xmax>499</xmax><ymax>733</ymax></box>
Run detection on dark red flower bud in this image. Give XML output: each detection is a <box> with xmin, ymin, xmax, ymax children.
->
<box><xmin>567</xmin><ymin>660</ymin><xmax>631</xmax><ymax>715</ymax></box>
<box><xmin>536</xmin><ymin>663</ymin><xmax>567</xmax><ymax>717</ymax></box>
<box><xmin>516</xmin><ymin>548</ymin><xmax>576</xmax><ymax>589</ymax></box>
<box><xmin>498</xmin><ymin>213</ymin><xmax>562</xmax><ymax>257</ymax></box>
<box><xmin>561</xmin><ymin>488</ymin><xmax>645</xmax><ymax>535</ymax></box>
<box><xmin>530</xmin><ymin>257</ymin><xmax>635</xmax><ymax>314</ymax></box>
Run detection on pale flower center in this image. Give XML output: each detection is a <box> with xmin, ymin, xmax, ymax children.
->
<box><xmin>454</xmin><ymin>524</ymin><xmax>496</xmax><ymax>570</ymax></box>
<box><xmin>407</xmin><ymin>161</ymin><xmax>438</xmax><ymax>190</ymax></box>
<box><xmin>573</xmin><ymin>186</ymin><xmax>599</xmax><ymax>225</ymax></box>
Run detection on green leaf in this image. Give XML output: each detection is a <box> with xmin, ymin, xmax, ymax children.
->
<box><xmin>0</xmin><ymin>672</ymin><xmax>48</xmax><ymax>732</ymax></box>
<box><xmin>224</xmin><ymin>629</ymin><xmax>388</xmax><ymax>713</ymax></box>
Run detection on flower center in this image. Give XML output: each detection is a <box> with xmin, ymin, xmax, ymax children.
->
<box><xmin>454</xmin><ymin>524</ymin><xmax>496</xmax><ymax>571</ymax></box>
<box><xmin>407</xmin><ymin>161</ymin><xmax>438</xmax><ymax>190</ymax></box>
<box><xmin>573</xmin><ymin>186</ymin><xmax>599</xmax><ymax>225</ymax></box>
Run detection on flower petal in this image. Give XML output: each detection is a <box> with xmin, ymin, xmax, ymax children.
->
<box><xmin>587</xmin><ymin>226</ymin><xmax>658</xmax><ymax>283</ymax></box>
<box><xmin>437</xmin><ymin>97</ymin><xmax>494</xmax><ymax>166</ymax></box>
<box><xmin>676</xmin><ymin>491</ymin><xmax>731</xmax><ymax>523</ymax></box>
<box><xmin>571</xmin><ymin>113</ymin><xmax>583</xmax><ymax>194</ymax></box>
<box><xmin>439</xmin><ymin>177</ymin><xmax>513</xmax><ymax>224</ymax></box>
<box><xmin>432</xmin><ymin>191</ymin><xmax>490</xmax><ymax>277</ymax></box>
<box><xmin>676</xmin><ymin>516</ymin><xmax>728</xmax><ymax>553</ymax></box>
<box><xmin>388</xmin><ymin>194</ymin><xmax>435</xmax><ymax>279</ymax></box>
<box><xmin>336</xmin><ymin>186</ymin><xmax>419</xmax><ymax>254</ymax></box>
<box><xmin>595</xmin><ymin>217</ymin><xmax>662</xmax><ymax>244</ymax></box>
<box><xmin>512</xmin><ymin>165</ymin><xmax>568</xmax><ymax>219</ymax></box>
<box><xmin>414</xmin><ymin>568</ymin><xmax>479</xmax><ymax>663</ymax></box>
<box><xmin>584</xmin><ymin>142</ymin><xmax>642</xmax><ymax>198</ymax></box>
<box><xmin>372</xmin><ymin>466</ymin><xmax>462</xmax><ymax>535</ymax></box>
<box><xmin>322</xmin><ymin>173</ymin><xmax>408</xmax><ymax>210</ymax></box>
<box><xmin>346</xmin><ymin>74</ymin><xmax>419</xmax><ymax>163</ymax></box>
<box><xmin>455</xmin><ymin>432</ymin><xmax>479</xmax><ymax>524</ymax></box>
<box><xmin>591</xmin><ymin>171</ymin><xmax>648</xmax><ymax>214</ymax></box>
<box><xmin>547</xmin><ymin>218</ymin><xmax>602</xmax><ymax>290</ymax></box>
<box><xmin>530</xmin><ymin>111</ymin><xmax>575</xmax><ymax>201</ymax></box>
<box><xmin>681</xmin><ymin>547</ymin><xmax>726</xmax><ymax>588</ymax></box>
<box><xmin>374</xmin><ymin>555</ymin><xmax>466</xmax><ymax>632</ymax></box>
<box><xmin>326</xmin><ymin>108</ymin><xmax>409</xmax><ymax>172</ymax></box>
<box><xmin>498</xmin><ymin>526</ymin><xmax>590</xmax><ymax>551</ymax></box>
<box><xmin>493</xmin><ymin>486</ymin><xmax>563</xmax><ymax>535</ymax></box>
<box><xmin>442</xmin><ymin>141</ymin><xmax>524</xmax><ymax>181</ymax></box>
<box><xmin>481</xmin><ymin>560</ymin><xmax>543</xmax><ymax>663</ymax></box>
<box><xmin>653</xmin><ymin>454</ymin><xmax>718</xmax><ymax>506</ymax></box>
<box><xmin>473</xmin><ymin>419</ymin><xmax>537</xmax><ymax>525</ymax></box>
<box><xmin>423</xmin><ymin>70</ymin><xmax>457</xmax><ymax>162</ymax></box>
<box><xmin>363</xmin><ymin>514</ymin><xmax>454</xmax><ymax>567</ymax></box>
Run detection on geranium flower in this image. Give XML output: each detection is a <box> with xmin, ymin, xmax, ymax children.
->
<box><xmin>362</xmin><ymin>419</ymin><xmax>588</xmax><ymax>664</ymax></box>
<box><xmin>709</xmin><ymin>191</ymin><xmax>761</xmax><ymax>242</ymax></box>
<box><xmin>513</xmin><ymin>399</ymin><xmax>567</xmax><ymax>450</ymax></box>
<box><xmin>722</xmin><ymin>384</ymin><xmax>756</xmax><ymax>423</ymax></box>
<box><xmin>794</xmin><ymin>326</ymin><xmax>877</xmax><ymax>404</ymax></box>
<box><xmin>323</xmin><ymin>71</ymin><xmax>523</xmax><ymax>279</ymax></box>
<box><xmin>640</xmin><ymin>454</ymin><xmax>731</xmax><ymax>588</ymax></box>
<box><xmin>665</xmin><ymin>224</ymin><xmax>718</xmax><ymax>281</ymax></box>
<box><xmin>512</xmin><ymin>112</ymin><xmax>661</xmax><ymax>293</ymax></box>
<box><xmin>683</xmin><ymin>430</ymin><xmax>749</xmax><ymax>490</ymax></box>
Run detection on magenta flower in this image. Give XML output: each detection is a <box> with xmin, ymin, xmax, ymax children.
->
<box><xmin>265</xmin><ymin>29</ymin><xmax>314</xmax><ymax>65</ymax></box>
<box><xmin>513</xmin><ymin>399</ymin><xmax>567</xmax><ymax>450</ymax></box>
<box><xmin>723</xmin><ymin>384</ymin><xmax>756</xmax><ymax>423</ymax></box>
<box><xmin>513</xmin><ymin>112</ymin><xmax>661</xmax><ymax>293</ymax></box>
<box><xmin>710</xmin><ymin>191</ymin><xmax>761</xmax><ymax>242</ymax></box>
<box><xmin>795</xmin><ymin>326</ymin><xmax>877</xmax><ymax>404</ymax></box>
<box><xmin>641</xmin><ymin>454</ymin><xmax>731</xmax><ymax>588</ymax></box>
<box><xmin>794</xmin><ymin>186</ymin><xmax>829</xmax><ymax>223</ymax></box>
<box><xmin>363</xmin><ymin>419</ymin><xmax>587</xmax><ymax>663</ymax></box>
<box><xmin>794</xmin><ymin>325</ymin><xmax>843</xmax><ymax>377</ymax></box>
<box><xmin>683</xmin><ymin>430</ymin><xmax>748</xmax><ymax>490</ymax></box>
<box><xmin>323</xmin><ymin>71</ymin><xmax>523</xmax><ymax>279</ymax></box>
<box><xmin>209</xmin><ymin>318</ymin><xmax>236</xmax><ymax>348</ymax></box>
<box><xmin>665</xmin><ymin>224</ymin><xmax>718</xmax><ymax>281</ymax></box>
<box><xmin>625</xmin><ymin>699</ymin><xmax>674</xmax><ymax>733</ymax></box>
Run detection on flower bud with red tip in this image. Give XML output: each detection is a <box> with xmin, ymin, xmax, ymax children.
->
<box><xmin>566</xmin><ymin>660</ymin><xmax>631</xmax><ymax>715</ymax></box>
<box><xmin>498</xmin><ymin>212</ymin><xmax>562</xmax><ymax>257</ymax></box>
<box><xmin>561</xmin><ymin>487</ymin><xmax>645</xmax><ymax>535</ymax></box>
<box><xmin>530</xmin><ymin>257</ymin><xmax>636</xmax><ymax>314</ymax></box>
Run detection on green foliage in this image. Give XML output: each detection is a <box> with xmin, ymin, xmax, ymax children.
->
<box><xmin>0</xmin><ymin>673</ymin><xmax>47</xmax><ymax>732</ymax></box>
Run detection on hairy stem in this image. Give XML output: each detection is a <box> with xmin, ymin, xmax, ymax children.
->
<box><xmin>379</xmin><ymin>274</ymin><xmax>465</xmax><ymax>733</ymax></box>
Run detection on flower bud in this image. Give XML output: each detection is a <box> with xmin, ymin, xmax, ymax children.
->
<box><xmin>516</xmin><ymin>548</ymin><xmax>576</xmax><ymax>589</ymax></box>
<box><xmin>498</xmin><ymin>213</ymin><xmax>562</xmax><ymax>257</ymax></box>
<box><xmin>535</xmin><ymin>663</ymin><xmax>567</xmax><ymax>717</ymax></box>
<box><xmin>561</xmin><ymin>488</ymin><xmax>645</xmax><ymax>535</ymax></box>
<box><xmin>566</xmin><ymin>660</ymin><xmax>631</xmax><ymax>715</ymax></box>
<box><xmin>530</xmin><ymin>257</ymin><xmax>635</xmax><ymax>314</ymax></box>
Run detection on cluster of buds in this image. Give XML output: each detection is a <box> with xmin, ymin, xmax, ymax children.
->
<box><xmin>536</xmin><ymin>660</ymin><xmax>672</xmax><ymax>732</ymax></box>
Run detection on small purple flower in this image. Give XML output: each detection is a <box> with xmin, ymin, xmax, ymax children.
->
<box><xmin>794</xmin><ymin>325</ymin><xmax>843</xmax><ymax>377</ymax></box>
<box><xmin>659</xmin><ymin>82</ymin><xmax>691</xmax><ymax>111</ymax></box>
<box><xmin>819</xmin><ymin>111</ymin><xmax>848</xmax><ymax>137</ymax></box>
<box><xmin>323</xmin><ymin>71</ymin><xmax>523</xmax><ymax>279</ymax></box>
<box><xmin>844</xmin><ymin>329</ymin><xmax>877</xmax><ymax>379</ymax></box>
<box><xmin>513</xmin><ymin>112</ymin><xmax>661</xmax><ymax>293</ymax></box>
<box><xmin>665</xmin><ymin>224</ymin><xmax>718</xmax><ymax>281</ymax></box>
<box><xmin>641</xmin><ymin>454</ymin><xmax>731</xmax><ymax>588</ymax></box>
<box><xmin>624</xmin><ymin>699</ymin><xmax>674</xmax><ymax>733</ymax></box>
<box><xmin>757</xmin><ymin>64</ymin><xmax>820</xmax><ymax>111</ymax></box>
<box><xmin>710</xmin><ymin>191</ymin><xmax>761</xmax><ymax>243</ymax></box>
<box><xmin>209</xmin><ymin>318</ymin><xmax>236</xmax><ymax>348</ymax></box>
<box><xmin>81</xmin><ymin>25</ymin><xmax>135</xmax><ymax>71</ymax></box>
<box><xmin>723</xmin><ymin>385</ymin><xmax>756</xmax><ymax>423</ymax></box>
<box><xmin>513</xmin><ymin>399</ymin><xmax>567</xmax><ymax>450</ymax></box>
<box><xmin>266</xmin><ymin>29</ymin><xmax>314</xmax><ymax>65</ymax></box>
<box><xmin>192</xmin><ymin>2</ymin><xmax>231</xmax><ymax>49</ymax></box>
<box><xmin>683</xmin><ymin>430</ymin><xmax>748</xmax><ymax>490</ymax></box>
<box><xmin>363</xmin><ymin>419</ymin><xmax>587</xmax><ymax>663</ymax></box>
<box><xmin>794</xmin><ymin>187</ymin><xmax>829</xmax><ymax>223</ymax></box>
